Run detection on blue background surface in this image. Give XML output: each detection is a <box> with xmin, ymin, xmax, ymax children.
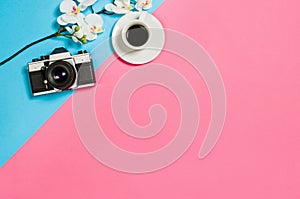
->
<box><xmin>0</xmin><ymin>0</ymin><xmax>164</xmax><ymax>167</ymax></box>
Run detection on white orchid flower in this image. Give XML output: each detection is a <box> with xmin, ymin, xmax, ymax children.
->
<box><xmin>135</xmin><ymin>0</ymin><xmax>152</xmax><ymax>11</ymax></box>
<box><xmin>78</xmin><ymin>0</ymin><xmax>97</xmax><ymax>11</ymax></box>
<box><xmin>79</xmin><ymin>14</ymin><xmax>104</xmax><ymax>41</ymax></box>
<box><xmin>65</xmin><ymin>25</ymin><xmax>85</xmax><ymax>43</ymax></box>
<box><xmin>57</xmin><ymin>0</ymin><xmax>85</xmax><ymax>26</ymax></box>
<box><xmin>105</xmin><ymin>0</ymin><xmax>132</xmax><ymax>14</ymax></box>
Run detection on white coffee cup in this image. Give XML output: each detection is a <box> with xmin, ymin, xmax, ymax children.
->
<box><xmin>121</xmin><ymin>12</ymin><xmax>151</xmax><ymax>50</ymax></box>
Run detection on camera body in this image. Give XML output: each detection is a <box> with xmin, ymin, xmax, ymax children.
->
<box><xmin>28</xmin><ymin>47</ymin><xmax>96</xmax><ymax>96</ymax></box>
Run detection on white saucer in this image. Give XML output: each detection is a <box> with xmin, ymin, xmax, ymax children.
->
<box><xmin>112</xmin><ymin>12</ymin><xmax>165</xmax><ymax>65</ymax></box>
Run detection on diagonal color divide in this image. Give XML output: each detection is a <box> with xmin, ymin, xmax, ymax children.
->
<box><xmin>0</xmin><ymin>0</ymin><xmax>165</xmax><ymax>167</ymax></box>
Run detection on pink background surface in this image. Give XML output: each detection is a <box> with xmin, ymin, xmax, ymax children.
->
<box><xmin>1</xmin><ymin>0</ymin><xmax>300</xmax><ymax>198</ymax></box>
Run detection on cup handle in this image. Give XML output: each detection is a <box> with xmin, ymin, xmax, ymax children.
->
<box><xmin>139</xmin><ymin>11</ymin><xmax>147</xmax><ymax>21</ymax></box>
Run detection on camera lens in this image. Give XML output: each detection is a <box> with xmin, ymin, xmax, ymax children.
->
<box><xmin>46</xmin><ymin>61</ymin><xmax>76</xmax><ymax>90</ymax></box>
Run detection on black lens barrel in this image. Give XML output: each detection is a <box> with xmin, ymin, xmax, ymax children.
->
<box><xmin>46</xmin><ymin>61</ymin><xmax>76</xmax><ymax>90</ymax></box>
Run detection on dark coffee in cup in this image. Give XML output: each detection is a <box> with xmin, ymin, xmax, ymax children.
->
<box><xmin>126</xmin><ymin>24</ymin><xmax>149</xmax><ymax>47</ymax></box>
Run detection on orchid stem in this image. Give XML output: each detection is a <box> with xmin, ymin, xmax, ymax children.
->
<box><xmin>0</xmin><ymin>26</ymin><xmax>66</xmax><ymax>67</ymax></box>
<box><xmin>57</xmin><ymin>34</ymin><xmax>71</xmax><ymax>38</ymax></box>
<box><xmin>90</xmin><ymin>6</ymin><xmax>95</xmax><ymax>13</ymax></box>
<box><xmin>96</xmin><ymin>9</ymin><xmax>114</xmax><ymax>15</ymax></box>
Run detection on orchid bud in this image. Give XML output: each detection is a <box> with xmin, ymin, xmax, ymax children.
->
<box><xmin>74</xmin><ymin>26</ymin><xmax>80</xmax><ymax>32</ymax></box>
<box><xmin>81</xmin><ymin>37</ymin><xmax>87</xmax><ymax>44</ymax></box>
